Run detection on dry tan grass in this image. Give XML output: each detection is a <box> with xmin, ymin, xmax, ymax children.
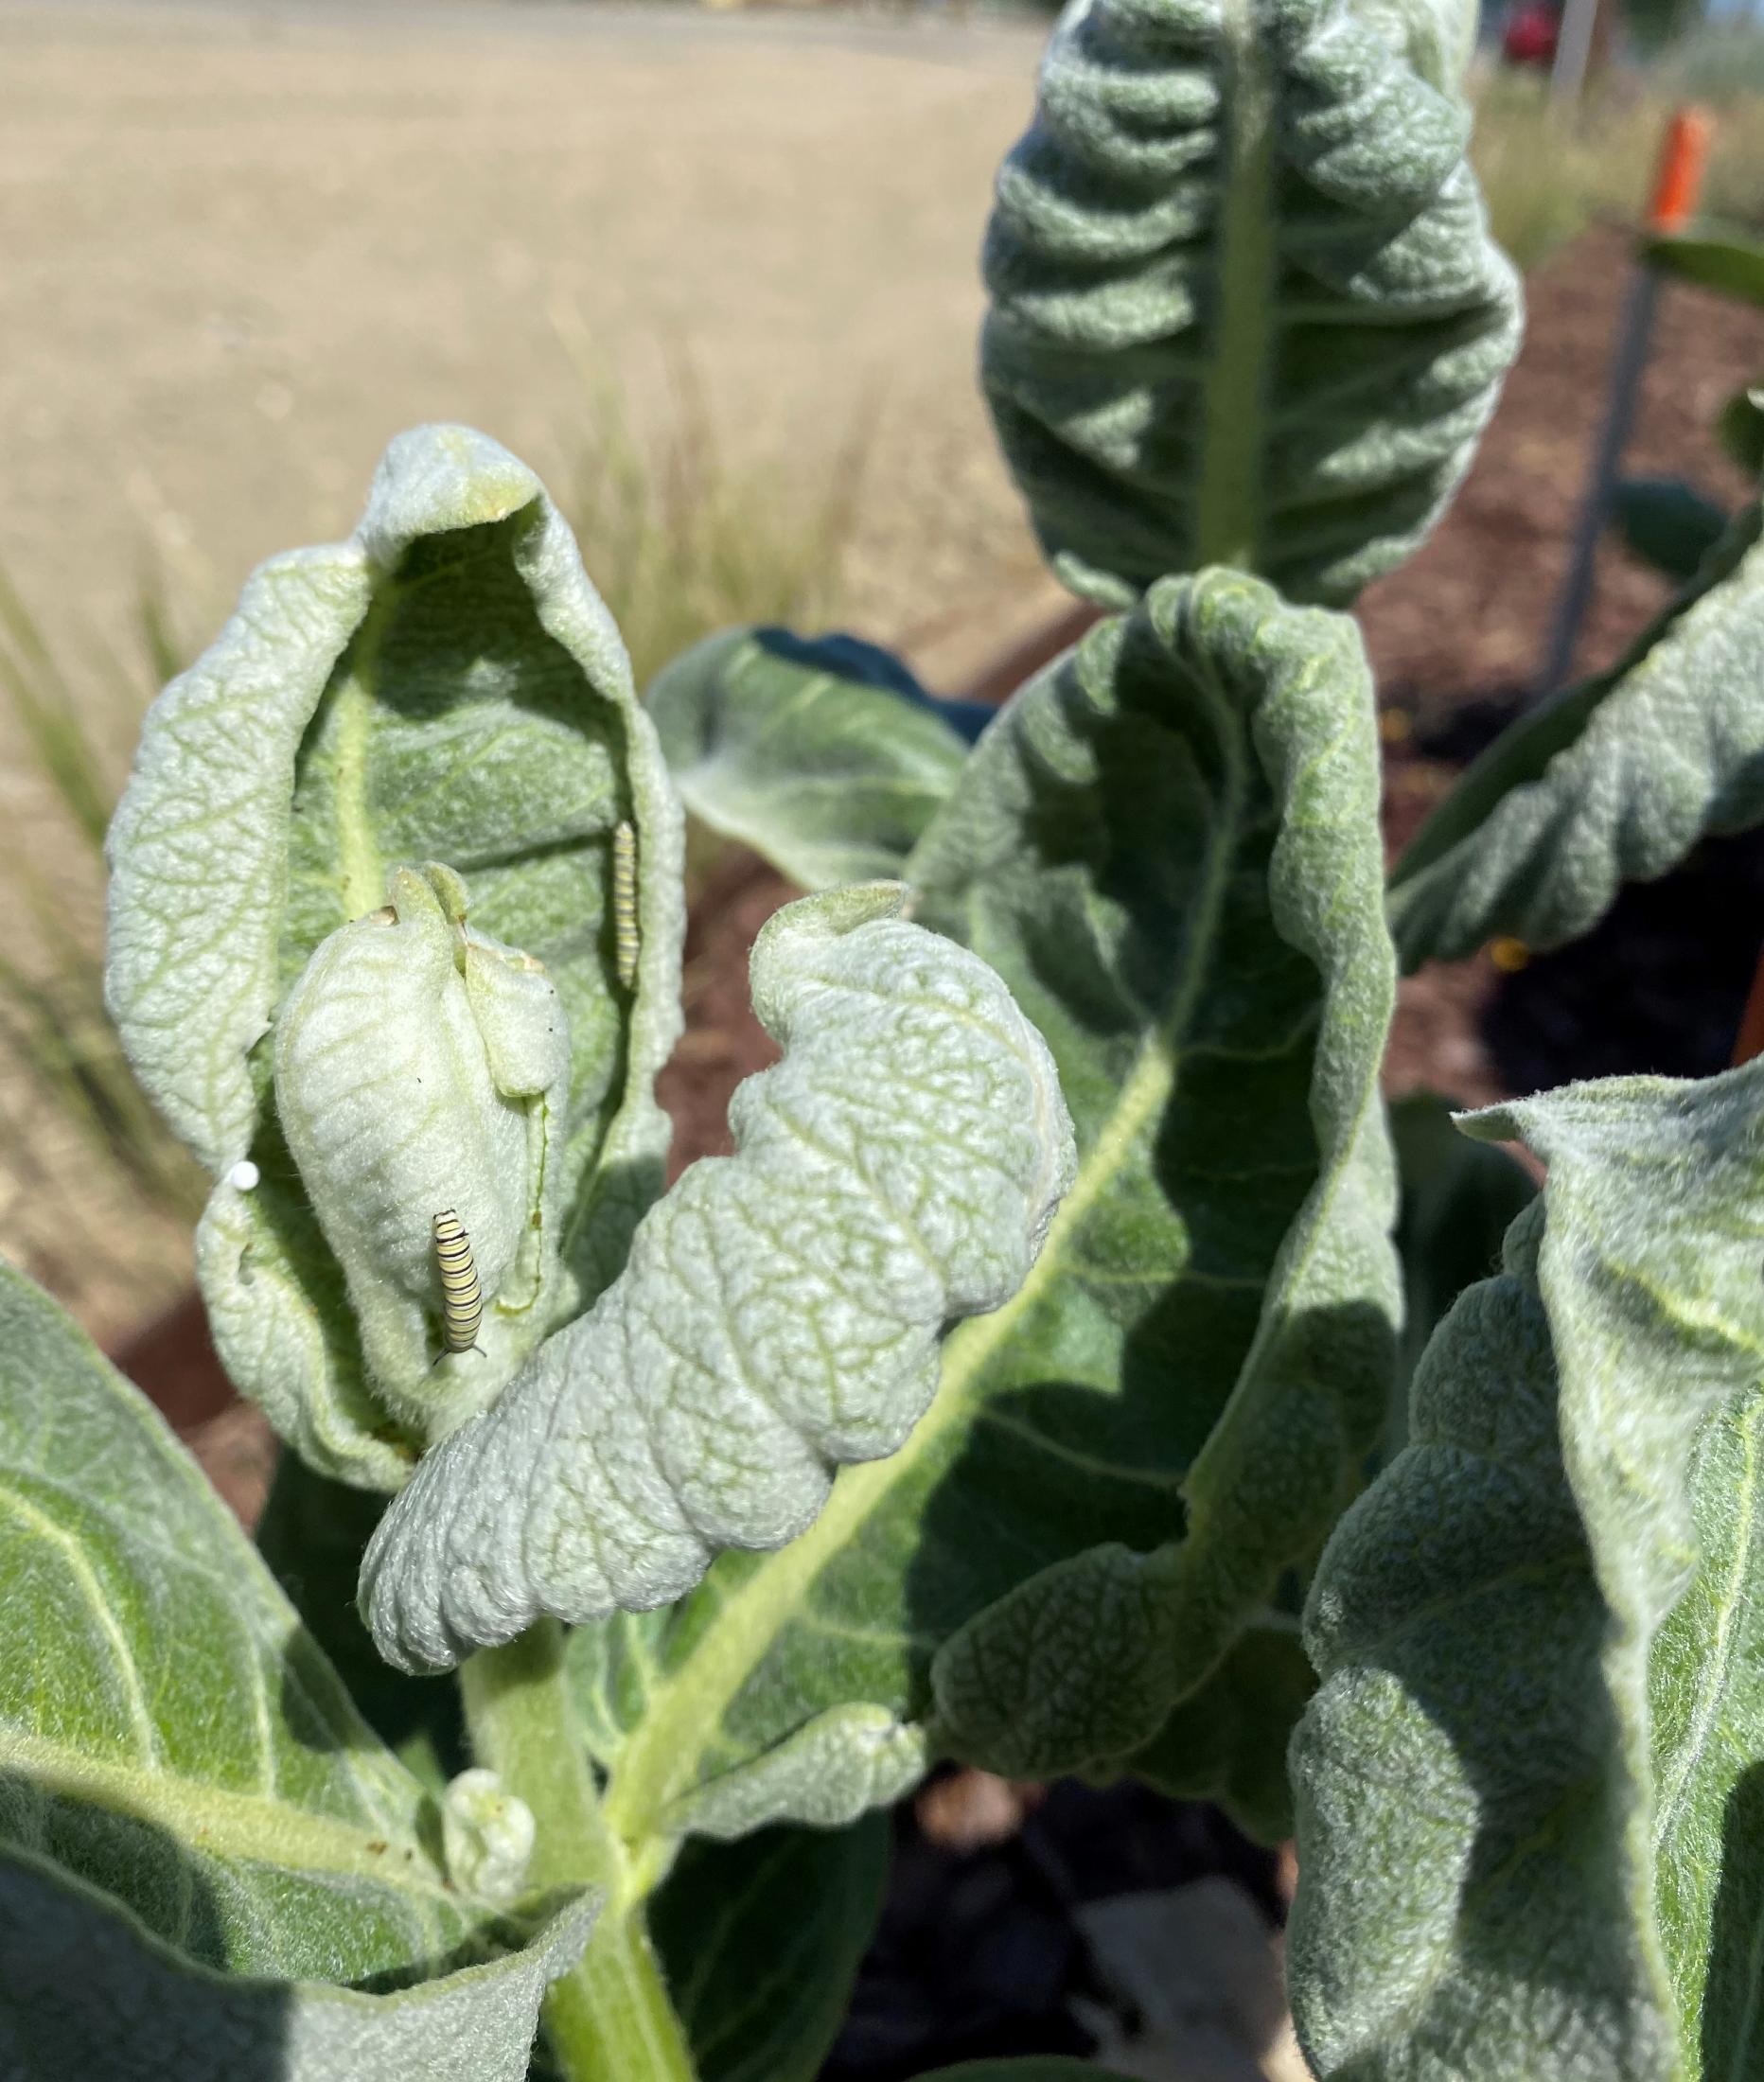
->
<box><xmin>0</xmin><ymin>1</ymin><xmax>1053</xmax><ymax>697</ymax></box>
<box><xmin>0</xmin><ymin>0</ymin><xmax>1063</xmax><ymax>1337</ymax></box>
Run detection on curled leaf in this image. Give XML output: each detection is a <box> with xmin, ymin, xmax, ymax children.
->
<box><xmin>273</xmin><ymin>864</ymin><xmax>568</xmax><ymax>1437</ymax></box>
<box><xmin>1289</xmin><ymin>1068</ymin><xmax>1764</xmax><ymax>2078</ymax></box>
<box><xmin>361</xmin><ymin>883</ymin><xmax>1076</xmax><ymax>1673</ymax></box>
<box><xmin>107</xmin><ymin>424</ymin><xmax>684</xmax><ymax>1489</ymax></box>
<box><xmin>1388</xmin><ymin>499</ymin><xmax>1764</xmax><ymax>969</ymax></box>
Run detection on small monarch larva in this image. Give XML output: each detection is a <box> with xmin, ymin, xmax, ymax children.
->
<box><xmin>611</xmin><ymin>820</ymin><xmax>640</xmax><ymax>990</ymax></box>
<box><xmin>432</xmin><ymin>1209</ymin><xmax>485</xmax><ymax>1358</ymax></box>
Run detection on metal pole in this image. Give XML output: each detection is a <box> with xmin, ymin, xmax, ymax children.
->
<box><xmin>1536</xmin><ymin>269</ymin><xmax>1659</xmax><ymax>695</ymax></box>
<box><xmin>1551</xmin><ymin>0</ymin><xmax>1601</xmax><ymax>105</ymax></box>
<box><xmin>1534</xmin><ymin>107</ymin><xmax>1713</xmax><ymax>698</ymax></box>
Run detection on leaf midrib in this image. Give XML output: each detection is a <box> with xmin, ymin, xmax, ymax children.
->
<box><xmin>1193</xmin><ymin>0</ymin><xmax>1277</xmax><ymax>572</ymax></box>
<box><xmin>602</xmin><ymin>657</ymin><xmax>1249</xmax><ymax>1857</ymax></box>
<box><xmin>0</xmin><ymin>1725</ymin><xmax>455</xmax><ymax>1902</ymax></box>
<box><xmin>330</xmin><ymin>587</ymin><xmax>394</xmax><ymax>919</ymax></box>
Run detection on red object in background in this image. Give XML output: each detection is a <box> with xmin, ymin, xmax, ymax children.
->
<box><xmin>1503</xmin><ymin>2</ymin><xmax>1561</xmax><ymax>66</ymax></box>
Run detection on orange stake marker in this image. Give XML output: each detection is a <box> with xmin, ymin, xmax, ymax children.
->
<box><xmin>1648</xmin><ymin>106</ymin><xmax>1714</xmax><ymax>236</ymax></box>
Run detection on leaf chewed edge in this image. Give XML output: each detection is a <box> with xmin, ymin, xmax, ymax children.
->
<box><xmin>981</xmin><ymin>0</ymin><xmax>1520</xmax><ymax>609</ymax></box>
<box><xmin>646</xmin><ymin>626</ymin><xmax>981</xmax><ymax>891</ymax></box>
<box><xmin>0</xmin><ymin>1258</ymin><xmax>591</xmax><ymax>2078</ymax></box>
<box><xmin>1289</xmin><ymin>1068</ymin><xmax>1764</xmax><ymax>2081</ymax></box>
<box><xmin>107</xmin><ymin>424</ymin><xmax>684</xmax><ymax>1489</ymax></box>
<box><xmin>1387</xmin><ymin>499</ymin><xmax>1764</xmax><ymax>971</ymax></box>
<box><xmin>361</xmin><ymin>883</ymin><xmax>1076</xmax><ymax>1673</ymax></box>
<box><xmin>560</xmin><ymin>569</ymin><xmax>1394</xmax><ymax>1862</ymax></box>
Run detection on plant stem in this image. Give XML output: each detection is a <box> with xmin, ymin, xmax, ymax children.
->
<box><xmin>459</xmin><ymin>1620</ymin><xmax>697</xmax><ymax>2082</ymax></box>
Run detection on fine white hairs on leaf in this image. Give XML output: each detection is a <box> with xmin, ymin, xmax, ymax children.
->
<box><xmin>361</xmin><ymin>883</ymin><xmax>1076</xmax><ymax>1673</ymax></box>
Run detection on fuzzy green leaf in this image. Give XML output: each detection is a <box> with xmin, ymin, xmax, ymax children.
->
<box><xmin>650</xmin><ymin>1816</ymin><xmax>888</xmax><ymax>2082</ymax></box>
<box><xmin>1645</xmin><ymin>230</ymin><xmax>1764</xmax><ymax>307</ymax></box>
<box><xmin>924</xmin><ymin>572</ymin><xmax>1399</xmax><ymax>1788</ymax></box>
<box><xmin>981</xmin><ymin>0</ymin><xmax>1520</xmax><ymax>608</ymax></box>
<box><xmin>560</xmin><ymin>572</ymin><xmax>1395</xmax><ymax>1869</ymax></box>
<box><xmin>1387</xmin><ymin>1089</ymin><xmax>1535</xmax><ymax>1457</ymax></box>
<box><xmin>1612</xmin><ymin>476</ymin><xmax>1732</xmax><ymax>585</ymax></box>
<box><xmin>1388</xmin><ymin>498</ymin><xmax>1764</xmax><ymax>970</ymax></box>
<box><xmin>107</xmin><ymin>425</ymin><xmax>683</xmax><ymax>1488</ymax></box>
<box><xmin>0</xmin><ymin>1858</ymin><xmax>591</xmax><ymax>2082</ymax></box>
<box><xmin>361</xmin><ymin>882</ymin><xmax>1076</xmax><ymax>1672</ymax></box>
<box><xmin>0</xmin><ymin>1257</ymin><xmax>591</xmax><ymax>2076</ymax></box>
<box><xmin>646</xmin><ymin>626</ymin><xmax>975</xmax><ymax>889</ymax></box>
<box><xmin>1289</xmin><ymin>1067</ymin><xmax>1764</xmax><ymax>2080</ymax></box>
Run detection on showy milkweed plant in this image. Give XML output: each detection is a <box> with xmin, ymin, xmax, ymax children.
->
<box><xmin>6</xmin><ymin>1</ymin><xmax>1764</xmax><ymax>2077</ymax></box>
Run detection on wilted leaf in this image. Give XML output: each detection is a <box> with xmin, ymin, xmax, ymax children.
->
<box><xmin>1289</xmin><ymin>1067</ymin><xmax>1764</xmax><ymax>2079</ymax></box>
<box><xmin>1388</xmin><ymin>498</ymin><xmax>1764</xmax><ymax>969</ymax></box>
<box><xmin>981</xmin><ymin>0</ymin><xmax>1520</xmax><ymax>607</ymax></box>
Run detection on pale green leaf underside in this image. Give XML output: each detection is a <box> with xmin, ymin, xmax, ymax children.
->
<box><xmin>108</xmin><ymin>424</ymin><xmax>684</xmax><ymax>1488</ymax></box>
<box><xmin>0</xmin><ymin>1856</ymin><xmax>591</xmax><ymax>2082</ymax></box>
<box><xmin>0</xmin><ymin>1258</ymin><xmax>521</xmax><ymax>1989</ymax></box>
<box><xmin>646</xmin><ymin>626</ymin><xmax>971</xmax><ymax>890</ymax></box>
<box><xmin>1388</xmin><ymin>500</ymin><xmax>1764</xmax><ymax>969</ymax></box>
<box><xmin>982</xmin><ymin>0</ymin><xmax>1520</xmax><ymax>608</ymax></box>
<box><xmin>568</xmin><ymin>571</ymin><xmax>1395</xmax><ymax>1858</ymax></box>
<box><xmin>1289</xmin><ymin>1068</ymin><xmax>1764</xmax><ymax>2080</ymax></box>
<box><xmin>361</xmin><ymin>884</ymin><xmax>1075</xmax><ymax>1673</ymax></box>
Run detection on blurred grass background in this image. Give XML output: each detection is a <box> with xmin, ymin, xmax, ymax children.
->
<box><xmin>2</xmin><ymin>0</ymin><xmax>1762</xmax><ymax>1344</ymax></box>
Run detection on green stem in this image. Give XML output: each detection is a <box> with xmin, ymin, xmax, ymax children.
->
<box><xmin>459</xmin><ymin>1620</ymin><xmax>697</xmax><ymax>2082</ymax></box>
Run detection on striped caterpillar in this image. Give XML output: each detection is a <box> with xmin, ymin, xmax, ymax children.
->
<box><xmin>362</xmin><ymin>885</ymin><xmax>1075</xmax><ymax>1674</ymax></box>
<box><xmin>611</xmin><ymin>820</ymin><xmax>639</xmax><ymax>990</ymax></box>
<box><xmin>432</xmin><ymin>1210</ymin><xmax>485</xmax><ymax>1357</ymax></box>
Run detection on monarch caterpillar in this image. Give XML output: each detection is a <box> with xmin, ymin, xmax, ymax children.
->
<box><xmin>432</xmin><ymin>1209</ymin><xmax>485</xmax><ymax>1356</ymax></box>
<box><xmin>362</xmin><ymin>893</ymin><xmax>1078</xmax><ymax>1674</ymax></box>
<box><xmin>611</xmin><ymin>820</ymin><xmax>639</xmax><ymax>990</ymax></box>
